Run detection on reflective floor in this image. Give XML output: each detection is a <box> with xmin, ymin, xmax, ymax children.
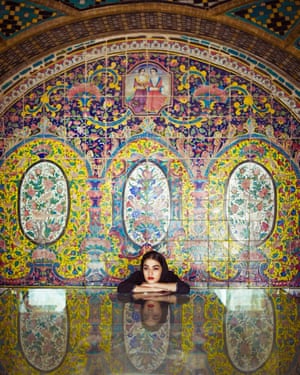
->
<box><xmin>0</xmin><ymin>288</ymin><xmax>299</xmax><ymax>375</ymax></box>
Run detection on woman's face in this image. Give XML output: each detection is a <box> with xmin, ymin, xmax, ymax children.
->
<box><xmin>142</xmin><ymin>300</ymin><xmax>162</xmax><ymax>327</ymax></box>
<box><xmin>143</xmin><ymin>258</ymin><xmax>162</xmax><ymax>283</ymax></box>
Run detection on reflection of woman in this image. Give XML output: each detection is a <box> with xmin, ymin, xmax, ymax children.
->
<box><xmin>137</xmin><ymin>299</ymin><xmax>169</xmax><ymax>331</ymax></box>
<box><xmin>117</xmin><ymin>250</ymin><xmax>190</xmax><ymax>294</ymax></box>
<box><xmin>117</xmin><ymin>293</ymin><xmax>190</xmax><ymax>373</ymax></box>
<box><xmin>123</xmin><ymin>299</ymin><xmax>170</xmax><ymax>373</ymax></box>
<box><xmin>129</xmin><ymin>67</ymin><xmax>149</xmax><ymax>112</ymax></box>
<box><xmin>146</xmin><ymin>67</ymin><xmax>167</xmax><ymax>112</ymax></box>
<box><xmin>135</xmin><ymin>294</ymin><xmax>190</xmax><ymax>330</ymax></box>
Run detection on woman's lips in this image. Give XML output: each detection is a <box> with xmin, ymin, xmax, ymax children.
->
<box><xmin>147</xmin><ymin>277</ymin><xmax>154</xmax><ymax>280</ymax></box>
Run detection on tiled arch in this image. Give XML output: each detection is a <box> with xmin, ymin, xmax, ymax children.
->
<box><xmin>0</xmin><ymin>33</ymin><xmax>299</xmax><ymax>287</ymax></box>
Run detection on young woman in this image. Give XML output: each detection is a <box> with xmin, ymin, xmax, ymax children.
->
<box><xmin>117</xmin><ymin>250</ymin><xmax>190</xmax><ymax>294</ymax></box>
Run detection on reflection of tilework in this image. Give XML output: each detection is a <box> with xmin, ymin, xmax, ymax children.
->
<box><xmin>1</xmin><ymin>289</ymin><xmax>300</xmax><ymax>374</ymax></box>
<box><xmin>0</xmin><ymin>0</ymin><xmax>63</xmax><ymax>39</ymax></box>
<box><xmin>228</xmin><ymin>0</ymin><xmax>300</xmax><ymax>38</ymax></box>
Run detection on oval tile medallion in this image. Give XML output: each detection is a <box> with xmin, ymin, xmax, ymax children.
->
<box><xmin>123</xmin><ymin>161</ymin><xmax>170</xmax><ymax>246</ymax></box>
<box><xmin>226</xmin><ymin>161</ymin><xmax>276</xmax><ymax>245</ymax></box>
<box><xmin>19</xmin><ymin>160</ymin><xmax>69</xmax><ymax>244</ymax></box>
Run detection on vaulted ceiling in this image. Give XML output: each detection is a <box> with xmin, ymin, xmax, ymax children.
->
<box><xmin>0</xmin><ymin>0</ymin><xmax>299</xmax><ymax>88</ymax></box>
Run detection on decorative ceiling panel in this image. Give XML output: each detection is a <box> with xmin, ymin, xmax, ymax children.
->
<box><xmin>227</xmin><ymin>0</ymin><xmax>300</xmax><ymax>39</ymax></box>
<box><xmin>0</xmin><ymin>0</ymin><xmax>64</xmax><ymax>39</ymax></box>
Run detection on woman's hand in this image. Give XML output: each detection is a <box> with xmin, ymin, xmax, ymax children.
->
<box><xmin>133</xmin><ymin>283</ymin><xmax>165</xmax><ymax>293</ymax></box>
<box><xmin>133</xmin><ymin>282</ymin><xmax>177</xmax><ymax>293</ymax></box>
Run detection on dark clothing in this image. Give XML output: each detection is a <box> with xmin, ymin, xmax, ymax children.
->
<box><xmin>117</xmin><ymin>270</ymin><xmax>190</xmax><ymax>294</ymax></box>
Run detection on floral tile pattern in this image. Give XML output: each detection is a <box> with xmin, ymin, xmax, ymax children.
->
<box><xmin>226</xmin><ymin>161</ymin><xmax>276</xmax><ymax>246</ymax></box>
<box><xmin>19</xmin><ymin>160</ymin><xmax>69</xmax><ymax>244</ymax></box>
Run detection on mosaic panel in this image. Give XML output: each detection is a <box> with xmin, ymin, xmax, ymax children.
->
<box><xmin>2</xmin><ymin>37</ymin><xmax>298</xmax><ymax>117</ymax></box>
<box><xmin>207</xmin><ymin>138</ymin><xmax>299</xmax><ymax>286</ymax></box>
<box><xmin>0</xmin><ymin>36</ymin><xmax>299</xmax><ymax>287</ymax></box>
<box><xmin>0</xmin><ymin>139</ymin><xmax>90</xmax><ymax>285</ymax></box>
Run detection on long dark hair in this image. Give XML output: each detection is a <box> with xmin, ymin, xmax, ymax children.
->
<box><xmin>140</xmin><ymin>250</ymin><xmax>169</xmax><ymax>281</ymax></box>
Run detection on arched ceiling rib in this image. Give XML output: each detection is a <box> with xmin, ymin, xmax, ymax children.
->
<box><xmin>0</xmin><ymin>0</ymin><xmax>299</xmax><ymax>87</ymax></box>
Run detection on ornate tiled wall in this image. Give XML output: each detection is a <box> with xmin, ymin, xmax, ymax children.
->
<box><xmin>0</xmin><ymin>35</ymin><xmax>299</xmax><ymax>287</ymax></box>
